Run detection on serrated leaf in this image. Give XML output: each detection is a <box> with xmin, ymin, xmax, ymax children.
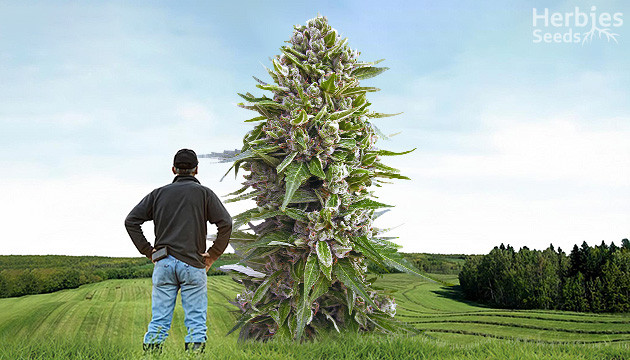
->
<box><xmin>243</xmin><ymin>246</ymin><xmax>281</xmax><ymax>262</ymax></box>
<box><xmin>366</xmin><ymin>112</ymin><xmax>403</xmax><ymax>119</ymax></box>
<box><xmin>304</xmin><ymin>253</ymin><xmax>320</xmax><ymax>291</ymax></box>
<box><xmin>233</xmin><ymin>208</ymin><xmax>282</xmax><ymax>229</ymax></box>
<box><xmin>290</xmin><ymin>256</ymin><xmax>305</xmax><ymax>284</ymax></box>
<box><xmin>316</xmin><ymin>241</ymin><xmax>333</xmax><ymax>281</ymax></box>
<box><xmin>293</xmin><ymin>127</ymin><xmax>308</xmax><ymax>150</ymax></box>
<box><xmin>242</xmin><ymin>230</ymin><xmax>292</xmax><ymax>251</ymax></box>
<box><xmin>372</xmin><ymin>162</ymin><xmax>401</xmax><ymax>173</ymax></box>
<box><xmin>253</xmin><ymin>150</ymin><xmax>281</xmax><ymax>167</ymax></box>
<box><xmin>348</xmin><ymin>199</ymin><xmax>394</xmax><ymax>210</ymax></box>
<box><xmin>220</xmin><ymin>162</ymin><xmax>237</xmax><ymax>182</ymax></box>
<box><xmin>320</xmin><ymin>73</ymin><xmax>337</xmax><ymax>93</ymax></box>
<box><xmin>329</xmin><ymin>107</ymin><xmax>358</xmax><ymax>121</ymax></box>
<box><xmin>281</xmin><ymin>162</ymin><xmax>311</xmax><ymax>211</ymax></box>
<box><xmin>224</xmin><ymin>184</ymin><xmax>250</xmax><ymax>197</ymax></box>
<box><xmin>252</xmin><ymin>75</ymin><xmax>267</xmax><ymax>85</ymax></box>
<box><xmin>373</xmin><ymin>209</ymin><xmax>390</xmax><ymax>219</ymax></box>
<box><xmin>267</xmin><ymin>241</ymin><xmax>294</xmax><ymax>247</ymax></box>
<box><xmin>349</xmin><ymin>236</ymin><xmax>390</xmax><ymax>273</ymax></box>
<box><xmin>226</xmin><ymin>190</ymin><xmax>261</xmax><ymax>203</ymax></box>
<box><xmin>374</xmin><ymin>172</ymin><xmax>411</xmax><ymax>180</ymax></box>
<box><xmin>251</xmin><ymin>270</ymin><xmax>283</xmax><ymax>308</ymax></box>
<box><xmin>325</xmin><ymin>194</ymin><xmax>339</xmax><ymax>208</ymax></box>
<box><xmin>308</xmin><ymin>156</ymin><xmax>326</xmax><ymax>179</ymax></box>
<box><xmin>351</xmin><ymin>66</ymin><xmax>389</xmax><ymax>80</ymax></box>
<box><xmin>334</xmin><ymin>258</ymin><xmax>378</xmax><ymax>309</ymax></box>
<box><xmin>352</xmin><ymin>93</ymin><xmax>367</xmax><ymax>108</ymax></box>
<box><xmin>329</xmin><ymin>151</ymin><xmax>348</xmax><ymax>162</ymax></box>
<box><xmin>287</xmin><ymin>312</ymin><xmax>297</xmax><ymax>337</ymax></box>
<box><xmin>281</xmin><ymin>50</ymin><xmax>306</xmax><ymax>71</ymax></box>
<box><xmin>314</xmin><ymin>105</ymin><xmax>328</xmax><ymax>122</ymax></box>
<box><xmin>284</xmin><ymin>208</ymin><xmax>308</xmax><ymax>222</ymax></box>
<box><xmin>228</xmin><ymin>230</ymin><xmax>258</xmax><ymax>241</ymax></box>
<box><xmin>279</xmin><ymin>301</ymin><xmax>291</xmax><ymax>325</ymax></box>
<box><xmin>353</xmin><ymin>58</ymin><xmax>385</xmax><ymax>67</ymax></box>
<box><xmin>237</xmin><ymin>92</ymin><xmax>270</xmax><ymax>102</ymax></box>
<box><xmin>345</xmin><ymin>285</ymin><xmax>355</xmax><ymax>315</ymax></box>
<box><xmin>295</xmin><ymin>254</ymin><xmax>319</xmax><ymax>340</ymax></box>
<box><xmin>341</xmin><ymin>86</ymin><xmax>380</xmax><ymax>97</ymax></box>
<box><xmin>272</xmin><ymin>58</ymin><xmax>289</xmax><ymax>77</ymax></box>
<box><xmin>338</xmin><ymin>138</ymin><xmax>356</xmax><ymax>149</ymax></box>
<box><xmin>286</xmin><ymin>189</ymin><xmax>319</xmax><ymax>203</ymax></box>
<box><xmin>324</xmin><ymin>92</ymin><xmax>334</xmax><ymax>108</ymax></box>
<box><xmin>324</xmin><ymin>30</ymin><xmax>337</xmax><ymax>47</ymax></box>
<box><xmin>310</xmin><ymin>275</ymin><xmax>331</xmax><ymax>303</ymax></box>
<box><xmin>245</xmin><ymin>115</ymin><xmax>267</xmax><ymax>123</ymax></box>
<box><xmin>276</xmin><ymin>152</ymin><xmax>297</xmax><ymax>174</ymax></box>
<box><xmin>257</xmin><ymin>83</ymin><xmax>290</xmax><ymax>93</ymax></box>
<box><xmin>377</xmin><ymin>148</ymin><xmax>416</xmax><ymax>156</ymax></box>
<box><xmin>227</xmin><ymin>311</ymin><xmax>253</xmax><ymax>336</ymax></box>
<box><xmin>379</xmin><ymin>250</ymin><xmax>438</xmax><ymax>283</ymax></box>
<box><xmin>281</xmin><ymin>46</ymin><xmax>306</xmax><ymax>60</ymax></box>
<box><xmin>291</xmin><ymin>109</ymin><xmax>309</xmax><ymax>126</ymax></box>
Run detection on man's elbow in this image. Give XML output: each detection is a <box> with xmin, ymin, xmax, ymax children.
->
<box><xmin>124</xmin><ymin>216</ymin><xmax>140</xmax><ymax>232</ymax></box>
<box><xmin>222</xmin><ymin>216</ymin><xmax>233</xmax><ymax>231</ymax></box>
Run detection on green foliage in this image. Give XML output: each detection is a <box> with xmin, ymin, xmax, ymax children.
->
<box><xmin>0</xmin><ymin>254</ymin><xmax>241</xmax><ymax>298</ymax></box>
<box><xmin>207</xmin><ymin>15</ymin><xmax>426</xmax><ymax>341</ymax></box>
<box><xmin>459</xmin><ymin>239</ymin><xmax>630</xmax><ymax>313</ymax></box>
<box><xmin>0</xmin><ymin>255</ymin><xmax>151</xmax><ymax>298</ymax></box>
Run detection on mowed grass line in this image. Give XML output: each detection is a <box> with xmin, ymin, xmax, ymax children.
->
<box><xmin>0</xmin><ymin>274</ymin><xmax>628</xmax><ymax>359</ymax></box>
<box><xmin>377</xmin><ymin>273</ymin><xmax>630</xmax><ymax>347</ymax></box>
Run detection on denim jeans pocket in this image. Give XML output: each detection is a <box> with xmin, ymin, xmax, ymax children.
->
<box><xmin>153</xmin><ymin>262</ymin><xmax>173</xmax><ymax>286</ymax></box>
<box><xmin>185</xmin><ymin>266</ymin><xmax>207</xmax><ymax>286</ymax></box>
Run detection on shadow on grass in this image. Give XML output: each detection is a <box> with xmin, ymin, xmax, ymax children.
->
<box><xmin>431</xmin><ymin>285</ymin><xmax>494</xmax><ymax>309</ymax></box>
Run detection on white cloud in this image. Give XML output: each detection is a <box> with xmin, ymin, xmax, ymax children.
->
<box><xmin>374</xmin><ymin>115</ymin><xmax>630</xmax><ymax>254</ymax></box>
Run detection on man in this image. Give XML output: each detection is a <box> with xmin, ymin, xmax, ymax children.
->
<box><xmin>125</xmin><ymin>149</ymin><xmax>232</xmax><ymax>353</ymax></box>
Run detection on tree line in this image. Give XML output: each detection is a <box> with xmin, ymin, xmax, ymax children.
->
<box><xmin>366</xmin><ymin>253</ymin><xmax>465</xmax><ymax>275</ymax></box>
<box><xmin>0</xmin><ymin>252</ymin><xmax>464</xmax><ymax>299</ymax></box>
<box><xmin>459</xmin><ymin>239</ymin><xmax>630</xmax><ymax>313</ymax></box>
<box><xmin>0</xmin><ymin>254</ymin><xmax>240</xmax><ymax>298</ymax></box>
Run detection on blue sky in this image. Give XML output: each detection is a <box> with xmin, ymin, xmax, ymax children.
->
<box><xmin>0</xmin><ymin>0</ymin><xmax>628</xmax><ymax>256</ymax></box>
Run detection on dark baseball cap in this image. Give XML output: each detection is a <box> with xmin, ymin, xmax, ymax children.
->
<box><xmin>173</xmin><ymin>149</ymin><xmax>199</xmax><ymax>169</ymax></box>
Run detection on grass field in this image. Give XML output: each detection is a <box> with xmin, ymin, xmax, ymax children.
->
<box><xmin>0</xmin><ymin>273</ymin><xmax>628</xmax><ymax>359</ymax></box>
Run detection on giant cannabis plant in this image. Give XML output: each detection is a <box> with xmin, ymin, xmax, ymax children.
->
<box><xmin>207</xmin><ymin>16</ymin><xmax>427</xmax><ymax>341</ymax></box>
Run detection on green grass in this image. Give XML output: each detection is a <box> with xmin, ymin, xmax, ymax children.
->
<box><xmin>0</xmin><ymin>274</ymin><xmax>628</xmax><ymax>359</ymax></box>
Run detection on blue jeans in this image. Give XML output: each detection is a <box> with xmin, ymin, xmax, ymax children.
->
<box><xmin>144</xmin><ymin>255</ymin><xmax>208</xmax><ymax>344</ymax></box>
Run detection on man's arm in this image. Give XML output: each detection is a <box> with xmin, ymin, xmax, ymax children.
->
<box><xmin>205</xmin><ymin>190</ymin><xmax>233</xmax><ymax>264</ymax></box>
<box><xmin>125</xmin><ymin>192</ymin><xmax>155</xmax><ymax>260</ymax></box>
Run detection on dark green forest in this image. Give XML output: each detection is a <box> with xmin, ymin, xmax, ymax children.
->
<box><xmin>459</xmin><ymin>239</ymin><xmax>630</xmax><ymax>313</ymax></box>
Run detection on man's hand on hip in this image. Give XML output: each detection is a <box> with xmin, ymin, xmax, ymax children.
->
<box><xmin>201</xmin><ymin>252</ymin><xmax>214</xmax><ymax>272</ymax></box>
<box><xmin>151</xmin><ymin>248</ymin><xmax>157</xmax><ymax>264</ymax></box>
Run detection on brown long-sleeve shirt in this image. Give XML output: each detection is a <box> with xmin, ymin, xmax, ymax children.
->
<box><xmin>125</xmin><ymin>175</ymin><xmax>232</xmax><ymax>268</ymax></box>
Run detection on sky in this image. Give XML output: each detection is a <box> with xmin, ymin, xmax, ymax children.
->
<box><xmin>0</xmin><ymin>0</ymin><xmax>628</xmax><ymax>257</ymax></box>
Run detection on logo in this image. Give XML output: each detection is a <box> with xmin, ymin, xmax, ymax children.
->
<box><xmin>532</xmin><ymin>6</ymin><xmax>623</xmax><ymax>44</ymax></box>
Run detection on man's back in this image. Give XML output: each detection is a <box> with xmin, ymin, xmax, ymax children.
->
<box><xmin>125</xmin><ymin>175</ymin><xmax>232</xmax><ymax>269</ymax></box>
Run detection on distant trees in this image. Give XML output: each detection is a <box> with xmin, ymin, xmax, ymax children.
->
<box><xmin>459</xmin><ymin>239</ymin><xmax>630</xmax><ymax>313</ymax></box>
<box><xmin>367</xmin><ymin>253</ymin><xmax>465</xmax><ymax>275</ymax></box>
<box><xmin>0</xmin><ymin>256</ymin><xmax>152</xmax><ymax>298</ymax></box>
<box><xmin>0</xmin><ymin>254</ymin><xmax>241</xmax><ymax>298</ymax></box>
